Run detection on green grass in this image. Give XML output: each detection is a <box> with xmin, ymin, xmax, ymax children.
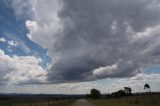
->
<box><xmin>88</xmin><ymin>95</ymin><xmax>160</xmax><ymax>106</ymax></box>
<box><xmin>0</xmin><ymin>99</ymin><xmax>76</xmax><ymax>106</ymax></box>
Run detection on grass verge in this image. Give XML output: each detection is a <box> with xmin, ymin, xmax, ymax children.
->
<box><xmin>88</xmin><ymin>95</ymin><xmax>160</xmax><ymax>106</ymax></box>
<box><xmin>0</xmin><ymin>99</ymin><xmax>76</xmax><ymax>106</ymax></box>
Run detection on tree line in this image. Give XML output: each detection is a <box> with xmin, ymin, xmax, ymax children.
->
<box><xmin>87</xmin><ymin>83</ymin><xmax>151</xmax><ymax>99</ymax></box>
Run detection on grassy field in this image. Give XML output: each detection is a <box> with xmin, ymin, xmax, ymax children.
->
<box><xmin>88</xmin><ymin>95</ymin><xmax>160</xmax><ymax>106</ymax></box>
<box><xmin>0</xmin><ymin>99</ymin><xmax>76</xmax><ymax>106</ymax></box>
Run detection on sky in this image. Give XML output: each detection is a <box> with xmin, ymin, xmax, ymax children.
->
<box><xmin>0</xmin><ymin>0</ymin><xmax>160</xmax><ymax>94</ymax></box>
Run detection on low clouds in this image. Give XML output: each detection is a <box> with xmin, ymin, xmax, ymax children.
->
<box><xmin>93</xmin><ymin>61</ymin><xmax>141</xmax><ymax>79</ymax></box>
<box><xmin>13</xmin><ymin>0</ymin><xmax>160</xmax><ymax>83</ymax></box>
<box><xmin>0</xmin><ymin>49</ymin><xmax>46</xmax><ymax>85</ymax></box>
<box><xmin>1</xmin><ymin>73</ymin><xmax>160</xmax><ymax>94</ymax></box>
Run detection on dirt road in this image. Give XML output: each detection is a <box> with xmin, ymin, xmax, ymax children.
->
<box><xmin>72</xmin><ymin>99</ymin><xmax>96</xmax><ymax>106</ymax></box>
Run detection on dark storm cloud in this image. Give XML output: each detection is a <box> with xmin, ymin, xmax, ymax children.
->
<box><xmin>47</xmin><ymin>0</ymin><xmax>160</xmax><ymax>83</ymax></box>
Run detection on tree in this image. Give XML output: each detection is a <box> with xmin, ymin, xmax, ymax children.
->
<box><xmin>144</xmin><ymin>83</ymin><xmax>151</xmax><ymax>93</ymax></box>
<box><xmin>90</xmin><ymin>88</ymin><xmax>101</xmax><ymax>99</ymax></box>
<box><xmin>124</xmin><ymin>87</ymin><xmax>132</xmax><ymax>95</ymax></box>
<box><xmin>144</xmin><ymin>83</ymin><xmax>156</xmax><ymax>103</ymax></box>
<box><xmin>111</xmin><ymin>90</ymin><xmax>126</xmax><ymax>97</ymax></box>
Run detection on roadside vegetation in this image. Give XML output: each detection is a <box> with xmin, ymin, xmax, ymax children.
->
<box><xmin>88</xmin><ymin>95</ymin><xmax>160</xmax><ymax>106</ymax></box>
<box><xmin>0</xmin><ymin>99</ymin><xmax>76</xmax><ymax>106</ymax></box>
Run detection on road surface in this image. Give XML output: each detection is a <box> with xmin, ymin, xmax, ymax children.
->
<box><xmin>72</xmin><ymin>99</ymin><xmax>96</xmax><ymax>106</ymax></box>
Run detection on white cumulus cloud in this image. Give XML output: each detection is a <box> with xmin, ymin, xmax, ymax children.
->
<box><xmin>0</xmin><ymin>49</ymin><xmax>47</xmax><ymax>85</ymax></box>
<box><xmin>0</xmin><ymin>37</ymin><xmax>6</xmax><ymax>43</ymax></box>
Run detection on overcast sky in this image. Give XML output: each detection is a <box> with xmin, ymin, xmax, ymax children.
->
<box><xmin>0</xmin><ymin>0</ymin><xmax>160</xmax><ymax>94</ymax></box>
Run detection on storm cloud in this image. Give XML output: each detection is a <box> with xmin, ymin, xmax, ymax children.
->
<box><xmin>25</xmin><ymin>0</ymin><xmax>160</xmax><ymax>83</ymax></box>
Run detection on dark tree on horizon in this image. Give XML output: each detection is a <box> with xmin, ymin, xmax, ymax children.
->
<box><xmin>124</xmin><ymin>87</ymin><xmax>132</xmax><ymax>95</ymax></box>
<box><xmin>144</xmin><ymin>83</ymin><xmax>151</xmax><ymax>93</ymax></box>
<box><xmin>90</xmin><ymin>88</ymin><xmax>101</xmax><ymax>99</ymax></box>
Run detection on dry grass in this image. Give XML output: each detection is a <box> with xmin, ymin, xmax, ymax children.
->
<box><xmin>0</xmin><ymin>99</ymin><xmax>76</xmax><ymax>106</ymax></box>
<box><xmin>88</xmin><ymin>95</ymin><xmax>160</xmax><ymax>106</ymax></box>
